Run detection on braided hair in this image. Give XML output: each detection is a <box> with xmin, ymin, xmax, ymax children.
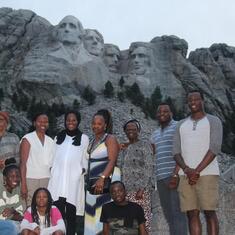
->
<box><xmin>95</xmin><ymin>109</ymin><xmax>113</xmax><ymax>134</ymax></box>
<box><xmin>31</xmin><ymin>188</ymin><xmax>53</xmax><ymax>227</ymax></box>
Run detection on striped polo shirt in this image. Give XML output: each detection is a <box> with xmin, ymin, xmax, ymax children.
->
<box><xmin>150</xmin><ymin>120</ymin><xmax>177</xmax><ymax>180</ymax></box>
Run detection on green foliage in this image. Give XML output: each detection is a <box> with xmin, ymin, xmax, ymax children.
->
<box><xmin>103</xmin><ymin>81</ymin><xmax>114</xmax><ymax>98</ymax></box>
<box><xmin>119</xmin><ymin>77</ymin><xmax>125</xmax><ymax>88</ymax></box>
<box><xmin>164</xmin><ymin>97</ymin><xmax>185</xmax><ymax>120</ymax></box>
<box><xmin>0</xmin><ymin>88</ymin><xmax>4</xmax><ymax>103</ymax></box>
<box><xmin>82</xmin><ymin>86</ymin><xmax>96</xmax><ymax>105</ymax></box>
<box><xmin>72</xmin><ymin>99</ymin><xmax>80</xmax><ymax>110</ymax></box>
<box><xmin>117</xmin><ymin>91</ymin><xmax>125</xmax><ymax>102</ymax></box>
<box><xmin>125</xmin><ymin>83</ymin><xmax>145</xmax><ymax>107</ymax></box>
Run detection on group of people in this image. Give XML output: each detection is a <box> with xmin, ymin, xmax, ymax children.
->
<box><xmin>0</xmin><ymin>90</ymin><xmax>222</xmax><ymax>235</ymax></box>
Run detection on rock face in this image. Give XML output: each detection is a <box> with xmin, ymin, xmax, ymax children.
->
<box><xmin>1</xmin><ymin>7</ymin><xmax>235</xmax><ymax>234</ymax></box>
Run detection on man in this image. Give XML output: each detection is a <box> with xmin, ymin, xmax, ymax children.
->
<box><xmin>150</xmin><ymin>103</ymin><xmax>188</xmax><ymax>235</ymax></box>
<box><xmin>84</xmin><ymin>29</ymin><xmax>104</xmax><ymax>57</ymax></box>
<box><xmin>104</xmin><ymin>44</ymin><xmax>121</xmax><ymax>73</ymax></box>
<box><xmin>173</xmin><ymin>91</ymin><xmax>223</xmax><ymax>235</ymax></box>
<box><xmin>100</xmin><ymin>181</ymin><xmax>148</xmax><ymax>235</ymax></box>
<box><xmin>129</xmin><ymin>45</ymin><xmax>151</xmax><ymax>76</ymax></box>
<box><xmin>0</xmin><ymin>111</ymin><xmax>20</xmax><ymax>169</ymax></box>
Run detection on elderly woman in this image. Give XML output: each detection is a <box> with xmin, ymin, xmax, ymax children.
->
<box><xmin>48</xmin><ymin>110</ymin><xmax>89</xmax><ymax>235</ymax></box>
<box><xmin>20</xmin><ymin>112</ymin><xmax>54</xmax><ymax>206</ymax></box>
<box><xmin>0</xmin><ymin>111</ymin><xmax>20</xmax><ymax>169</ymax></box>
<box><xmin>0</xmin><ymin>158</ymin><xmax>23</xmax><ymax>233</ymax></box>
<box><xmin>120</xmin><ymin>119</ymin><xmax>154</xmax><ymax>233</ymax></box>
<box><xmin>84</xmin><ymin>109</ymin><xmax>120</xmax><ymax>235</ymax></box>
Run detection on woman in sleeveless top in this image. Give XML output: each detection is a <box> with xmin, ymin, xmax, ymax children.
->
<box><xmin>84</xmin><ymin>109</ymin><xmax>120</xmax><ymax>235</ymax></box>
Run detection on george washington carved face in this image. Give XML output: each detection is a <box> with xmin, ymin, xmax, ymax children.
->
<box><xmin>57</xmin><ymin>15</ymin><xmax>83</xmax><ymax>45</ymax></box>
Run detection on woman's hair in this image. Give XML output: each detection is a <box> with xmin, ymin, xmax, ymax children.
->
<box><xmin>64</xmin><ymin>110</ymin><xmax>81</xmax><ymax>127</ymax></box>
<box><xmin>94</xmin><ymin>109</ymin><xmax>113</xmax><ymax>134</ymax></box>
<box><xmin>31</xmin><ymin>187</ymin><xmax>53</xmax><ymax>227</ymax></box>
<box><xmin>29</xmin><ymin>112</ymin><xmax>49</xmax><ymax>132</ymax></box>
<box><xmin>3</xmin><ymin>158</ymin><xmax>18</xmax><ymax>177</ymax></box>
<box><xmin>123</xmin><ymin>119</ymin><xmax>141</xmax><ymax>132</ymax></box>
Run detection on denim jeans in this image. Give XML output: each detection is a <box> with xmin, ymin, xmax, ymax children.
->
<box><xmin>157</xmin><ymin>176</ymin><xmax>188</xmax><ymax>235</ymax></box>
<box><xmin>0</xmin><ymin>220</ymin><xmax>18</xmax><ymax>235</ymax></box>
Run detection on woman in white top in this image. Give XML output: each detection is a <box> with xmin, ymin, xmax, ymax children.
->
<box><xmin>20</xmin><ymin>113</ymin><xmax>54</xmax><ymax>207</ymax></box>
<box><xmin>48</xmin><ymin>110</ymin><xmax>89</xmax><ymax>235</ymax></box>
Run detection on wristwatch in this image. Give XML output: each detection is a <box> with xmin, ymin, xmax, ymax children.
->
<box><xmin>100</xmin><ymin>175</ymin><xmax>106</xmax><ymax>179</ymax></box>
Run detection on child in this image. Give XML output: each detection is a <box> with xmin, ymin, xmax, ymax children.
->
<box><xmin>20</xmin><ymin>187</ymin><xmax>65</xmax><ymax>235</ymax></box>
<box><xmin>0</xmin><ymin>158</ymin><xmax>23</xmax><ymax>232</ymax></box>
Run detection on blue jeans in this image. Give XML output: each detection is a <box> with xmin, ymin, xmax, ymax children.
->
<box><xmin>0</xmin><ymin>220</ymin><xmax>18</xmax><ymax>235</ymax></box>
<box><xmin>157</xmin><ymin>177</ymin><xmax>188</xmax><ymax>235</ymax></box>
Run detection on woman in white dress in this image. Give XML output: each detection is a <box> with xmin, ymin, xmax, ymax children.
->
<box><xmin>48</xmin><ymin>111</ymin><xmax>89</xmax><ymax>235</ymax></box>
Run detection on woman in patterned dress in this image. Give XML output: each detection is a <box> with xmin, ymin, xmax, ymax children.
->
<box><xmin>84</xmin><ymin>109</ymin><xmax>120</xmax><ymax>235</ymax></box>
<box><xmin>120</xmin><ymin>119</ymin><xmax>154</xmax><ymax>233</ymax></box>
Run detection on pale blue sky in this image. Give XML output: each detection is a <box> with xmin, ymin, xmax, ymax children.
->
<box><xmin>4</xmin><ymin>0</ymin><xmax>235</xmax><ymax>52</ymax></box>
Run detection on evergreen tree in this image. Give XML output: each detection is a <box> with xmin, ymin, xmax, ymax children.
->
<box><xmin>103</xmin><ymin>81</ymin><xmax>114</xmax><ymax>98</ymax></box>
<box><xmin>117</xmin><ymin>91</ymin><xmax>125</xmax><ymax>102</ymax></box>
<box><xmin>125</xmin><ymin>83</ymin><xmax>145</xmax><ymax>107</ymax></box>
<box><xmin>82</xmin><ymin>86</ymin><xmax>96</xmax><ymax>105</ymax></box>
<box><xmin>0</xmin><ymin>88</ymin><xmax>4</xmax><ymax>103</ymax></box>
<box><xmin>72</xmin><ymin>99</ymin><xmax>80</xmax><ymax>110</ymax></box>
<box><xmin>119</xmin><ymin>77</ymin><xmax>125</xmax><ymax>88</ymax></box>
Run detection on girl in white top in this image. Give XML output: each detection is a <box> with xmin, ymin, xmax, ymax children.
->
<box><xmin>48</xmin><ymin>111</ymin><xmax>89</xmax><ymax>235</ymax></box>
<box><xmin>20</xmin><ymin>113</ymin><xmax>54</xmax><ymax>206</ymax></box>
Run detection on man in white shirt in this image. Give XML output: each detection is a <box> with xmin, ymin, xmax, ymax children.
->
<box><xmin>173</xmin><ymin>90</ymin><xmax>223</xmax><ymax>235</ymax></box>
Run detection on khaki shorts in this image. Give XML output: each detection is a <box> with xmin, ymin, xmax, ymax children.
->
<box><xmin>26</xmin><ymin>178</ymin><xmax>49</xmax><ymax>206</ymax></box>
<box><xmin>178</xmin><ymin>175</ymin><xmax>219</xmax><ymax>212</ymax></box>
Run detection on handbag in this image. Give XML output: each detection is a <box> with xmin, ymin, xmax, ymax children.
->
<box><xmin>87</xmin><ymin>176</ymin><xmax>111</xmax><ymax>195</ymax></box>
<box><xmin>86</xmin><ymin>134</ymin><xmax>112</xmax><ymax>195</ymax></box>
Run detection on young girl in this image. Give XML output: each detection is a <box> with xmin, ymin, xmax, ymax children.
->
<box><xmin>0</xmin><ymin>158</ymin><xmax>23</xmax><ymax>232</ymax></box>
<box><xmin>20</xmin><ymin>188</ymin><xmax>65</xmax><ymax>235</ymax></box>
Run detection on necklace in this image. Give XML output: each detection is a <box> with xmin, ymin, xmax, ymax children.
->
<box><xmin>191</xmin><ymin>115</ymin><xmax>205</xmax><ymax>131</ymax></box>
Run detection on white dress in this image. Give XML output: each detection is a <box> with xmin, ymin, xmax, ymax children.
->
<box><xmin>48</xmin><ymin>134</ymin><xmax>89</xmax><ymax>215</ymax></box>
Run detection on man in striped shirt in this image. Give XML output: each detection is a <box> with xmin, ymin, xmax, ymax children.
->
<box><xmin>150</xmin><ymin>103</ymin><xmax>187</xmax><ymax>235</ymax></box>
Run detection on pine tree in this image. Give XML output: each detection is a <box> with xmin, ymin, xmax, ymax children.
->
<box><xmin>117</xmin><ymin>91</ymin><xmax>125</xmax><ymax>102</ymax></box>
<box><xmin>125</xmin><ymin>83</ymin><xmax>145</xmax><ymax>107</ymax></box>
<box><xmin>103</xmin><ymin>81</ymin><xmax>114</xmax><ymax>98</ymax></box>
<box><xmin>82</xmin><ymin>86</ymin><xmax>96</xmax><ymax>105</ymax></box>
<box><xmin>72</xmin><ymin>99</ymin><xmax>80</xmax><ymax>110</ymax></box>
<box><xmin>119</xmin><ymin>77</ymin><xmax>125</xmax><ymax>88</ymax></box>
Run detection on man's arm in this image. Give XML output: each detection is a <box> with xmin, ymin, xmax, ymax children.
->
<box><xmin>103</xmin><ymin>223</ymin><xmax>110</xmax><ymax>235</ymax></box>
<box><xmin>195</xmin><ymin>150</ymin><xmax>216</xmax><ymax>173</ymax></box>
<box><xmin>139</xmin><ymin>223</ymin><xmax>148</xmax><ymax>235</ymax></box>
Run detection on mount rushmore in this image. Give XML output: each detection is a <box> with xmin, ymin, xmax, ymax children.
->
<box><xmin>0</xmin><ymin>7</ymin><xmax>235</xmax><ymax>144</ymax></box>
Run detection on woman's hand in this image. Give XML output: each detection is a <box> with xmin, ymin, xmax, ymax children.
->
<box><xmin>135</xmin><ymin>189</ymin><xmax>144</xmax><ymax>200</ymax></box>
<box><xmin>94</xmin><ymin>177</ymin><xmax>105</xmax><ymax>194</ymax></box>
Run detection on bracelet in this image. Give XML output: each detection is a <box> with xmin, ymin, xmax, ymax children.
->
<box><xmin>100</xmin><ymin>175</ymin><xmax>106</xmax><ymax>179</ymax></box>
<box><xmin>173</xmin><ymin>174</ymin><xmax>179</xmax><ymax>178</ymax></box>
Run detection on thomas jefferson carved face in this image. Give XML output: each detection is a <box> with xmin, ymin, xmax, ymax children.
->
<box><xmin>104</xmin><ymin>45</ymin><xmax>120</xmax><ymax>73</ymax></box>
<box><xmin>84</xmin><ymin>29</ymin><xmax>104</xmax><ymax>56</ymax></box>
<box><xmin>57</xmin><ymin>16</ymin><xmax>83</xmax><ymax>45</ymax></box>
<box><xmin>130</xmin><ymin>46</ymin><xmax>151</xmax><ymax>75</ymax></box>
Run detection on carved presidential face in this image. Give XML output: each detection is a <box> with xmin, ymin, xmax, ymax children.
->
<box><xmin>104</xmin><ymin>46</ymin><xmax>120</xmax><ymax>73</ymax></box>
<box><xmin>84</xmin><ymin>30</ymin><xmax>104</xmax><ymax>56</ymax></box>
<box><xmin>57</xmin><ymin>16</ymin><xmax>83</xmax><ymax>45</ymax></box>
<box><xmin>130</xmin><ymin>46</ymin><xmax>151</xmax><ymax>75</ymax></box>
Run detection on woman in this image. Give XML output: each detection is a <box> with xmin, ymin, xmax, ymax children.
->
<box><xmin>120</xmin><ymin>119</ymin><xmax>154</xmax><ymax>233</ymax></box>
<box><xmin>0</xmin><ymin>158</ymin><xmax>23</xmax><ymax>232</ymax></box>
<box><xmin>20</xmin><ymin>112</ymin><xmax>54</xmax><ymax>207</ymax></box>
<box><xmin>84</xmin><ymin>109</ymin><xmax>120</xmax><ymax>235</ymax></box>
<box><xmin>0</xmin><ymin>111</ymin><xmax>20</xmax><ymax>169</ymax></box>
<box><xmin>20</xmin><ymin>187</ymin><xmax>65</xmax><ymax>235</ymax></box>
<box><xmin>48</xmin><ymin>110</ymin><xmax>89</xmax><ymax>235</ymax></box>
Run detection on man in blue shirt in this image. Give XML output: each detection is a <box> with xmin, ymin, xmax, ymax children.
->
<box><xmin>150</xmin><ymin>103</ymin><xmax>187</xmax><ymax>235</ymax></box>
